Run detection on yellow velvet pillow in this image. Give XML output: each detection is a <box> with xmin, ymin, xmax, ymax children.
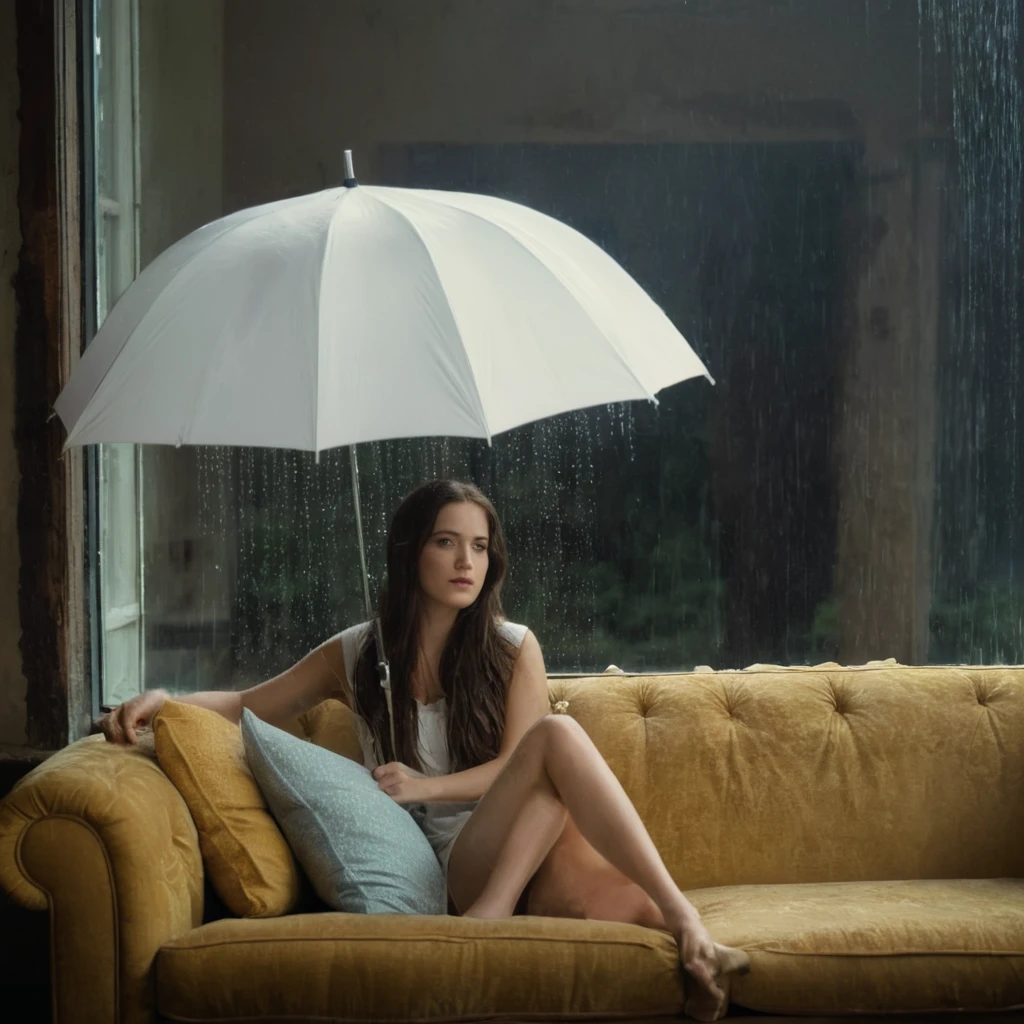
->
<box><xmin>153</xmin><ymin>700</ymin><xmax>300</xmax><ymax>918</ymax></box>
<box><xmin>297</xmin><ymin>698</ymin><xmax>364</xmax><ymax>762</ymax></box>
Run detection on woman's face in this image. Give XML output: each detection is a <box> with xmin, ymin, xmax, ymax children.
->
<box><xmin>417</xmin><ymin>501</ymin><xmax>491</xmax><ymax>612</ymax></box>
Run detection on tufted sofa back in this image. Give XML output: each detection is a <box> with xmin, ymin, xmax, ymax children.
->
<box><xmin>301</xmin><ymin>665</ymin><xmax>1024</xmax><ymax>890</ymax></box>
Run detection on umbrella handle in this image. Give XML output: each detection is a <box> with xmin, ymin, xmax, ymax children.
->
<box><xmin>373</xmin><ymin>618</ymin><xmax>398</xmax><ymax>762</ymax></box>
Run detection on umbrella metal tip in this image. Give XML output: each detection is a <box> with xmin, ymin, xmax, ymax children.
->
<box><xmin>343</xmin><ymin>150</ymin><xmax>357</xmax><ymax>187</ymax></box>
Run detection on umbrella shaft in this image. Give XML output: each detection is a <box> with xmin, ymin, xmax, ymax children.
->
<box><xmin>348</xmin><ymin>445</ymin><xmax>398</xmax><ymax>763</ymax></box>
<box><xmin>348</xmin><ymin>444</ymin><xmax>375</xmax><ymax>621</ymax></box>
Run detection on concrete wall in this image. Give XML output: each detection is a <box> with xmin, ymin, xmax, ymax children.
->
<box><xmin>222</xmin><ymin>0</ymin><xmax>943</xmax><ymax>209</ymax></box>
<box><xmin>0</xmin><ymin>0</ymin><xmax>27</xmax><ymax>748</ymax></box>
<box><xmin>137</xmin><ymin>0</ymin><xmax>225</xmax><ymax>266</ymax></box>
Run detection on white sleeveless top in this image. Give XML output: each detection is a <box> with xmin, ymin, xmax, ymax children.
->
<box><xmin>336</xmin><ymin>620</ymin><xmax>530</xmax><ymax>867</ymax></box>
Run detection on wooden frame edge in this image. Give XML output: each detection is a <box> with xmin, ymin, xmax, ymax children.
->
<box><xmin>14</xmin><ymin>0</ymin><xmax>89</xmax><ymax>749</ymax></box>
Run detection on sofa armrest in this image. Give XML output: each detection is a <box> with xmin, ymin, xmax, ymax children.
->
<box><xmin>0</xmin><ymin>734</ymin><xmax>204</xmax><ymax>1024</ymax></box>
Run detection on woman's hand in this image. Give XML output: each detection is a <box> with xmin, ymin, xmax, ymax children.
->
<box><xmin>98</xmin><ymin>689</ymin><xmax>168</xmax><ymax>744</ymax></box>
<box><xmin>372</xmin><ymin>762</ymin><xmax>432</xmax><ymax>804</ymax></box>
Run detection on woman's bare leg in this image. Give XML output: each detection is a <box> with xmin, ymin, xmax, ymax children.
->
<box><xmin>527</xmin><ymin>816</ymin><xmax>666</xmax><ymax>929</ymax></box>
<box><xmin>446</xmin><ymin>715</ymin><xmax>748</xmax><ymax>1021</ymax></box>
<box><xmin>528</xmin><ymin>833</ymin><xmax>740</xmax><ymax>1022</ymax></box>
<box><xmin>448</xmin><ymin>781</ymin><xmax>566</xmax><ymax>918</ymax></box>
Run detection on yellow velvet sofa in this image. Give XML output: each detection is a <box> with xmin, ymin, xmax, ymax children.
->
<box><xmin>2</xmin><ymin>663</ymin><xmax>1024</xmax><ymax>1023</ymax></box>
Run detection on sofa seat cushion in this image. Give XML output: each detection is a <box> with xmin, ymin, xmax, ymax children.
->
<box><xmin>157</xmin><ymin>912</ymin><xmax>683</xmax><ymax>1021</ymax></box>
<box><xmin>691</xmin><ymin>877</ymin><xmax>1024</xmax><ymax>1015</ymax></box>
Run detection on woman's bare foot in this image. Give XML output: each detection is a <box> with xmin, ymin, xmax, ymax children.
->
<box><xmin>667</xmin><ymin>910</ymin><xmax>750</xmax><ymax>1022</ymax></box>
<box><xmin>683</xmin><ymin>942</ymin><xmax>752</xmax><ymax>1021</ymax></box>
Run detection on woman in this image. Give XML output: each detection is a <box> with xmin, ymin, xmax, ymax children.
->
<box><xmin>101</xmin><ymin>480</ymin><xmax>748</xmax><ymax>1021</ymax></box>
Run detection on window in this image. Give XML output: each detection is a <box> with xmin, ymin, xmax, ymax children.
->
<box><xmin>86</xmin><ymin>1</ymin><xmax>1024</xmax><ymax>700</ymax></box>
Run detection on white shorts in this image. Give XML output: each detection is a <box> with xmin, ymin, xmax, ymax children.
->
<box><xmin>431</xmin><ymin>818</ymin><xmax>468</xmax><ymax>879</ymax></box>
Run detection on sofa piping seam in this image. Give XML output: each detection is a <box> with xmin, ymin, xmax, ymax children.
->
<box><xmin>735</xmin><ymin>998</ymin><xmax>1024</xmax><ymax>1017</ymax></box>
<box><xmin>7</xmin><ymin>805</ymin><xmax>45</xmax><ymax>907</ymax></box>
<box><xmin>746</xmin><ymin>946</ymin><xmax>1024</xmax><ymax>958</ymax></box>
<box><xmin>549</xmin><ymin>665</ymin><xmax>1023</xmax><ymax>679</ymax></box>
<box><xmin>156</xmin><ymin>1005</ymin><xmax>683</xmax><ymax>1024</ymax></box>
<box><xmin>159</xmin><ymin>932</ymin><xmax>674</xmax><ymax>954</ymax></box>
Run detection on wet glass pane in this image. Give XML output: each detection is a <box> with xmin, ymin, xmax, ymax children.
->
<box><xmin>89</xmin><ymin>0</ymin><xmax>1024</xmax><ymax>689</ymax></box>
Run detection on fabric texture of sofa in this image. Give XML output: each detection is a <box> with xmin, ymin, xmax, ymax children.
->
<box><xmin>2</xmin><ymin>662</ymin><xmax>1023</xmax><ymax>1023</ymax></box>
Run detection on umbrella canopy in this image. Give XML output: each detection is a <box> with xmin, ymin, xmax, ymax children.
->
<box><xmin>56</xmin><ymin>181</ymin><xmax>711</xmax><ymax>451</ymax></box>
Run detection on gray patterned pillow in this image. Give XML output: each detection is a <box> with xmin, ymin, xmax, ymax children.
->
<box><xmin>240</xmin><ymin>709</ymin><xmax>447</xmax><ymax>915</ymax></box>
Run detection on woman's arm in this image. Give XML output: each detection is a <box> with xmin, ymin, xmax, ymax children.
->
<box><xmin>238</xmin><ymin>635</ymin><xmax>351</xmax><ymax>722</ymax></box>
<box><xmin>373</xmin><ymin>630</ymin><xmax>550</xmax><ymax>803</ymax></box>
<box><xmin>99</xmin><ymin>634</ymin><xmax>350</xmax><ymax>743</ymax></box>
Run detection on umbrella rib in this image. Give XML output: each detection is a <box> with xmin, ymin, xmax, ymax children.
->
<box><xmin>424</xmin><ymin>199</ymin><xmax>665</xmax><ymax>407</ymax></box>
<box><xmin>315</xmin><ymin>192</ymin><xmax>346</xmax><ymax>451</ymax></box>
<box><xmin>362</xmin><ymin>191</ymin><xmax>493</xmax><ymax>442</ymax></box>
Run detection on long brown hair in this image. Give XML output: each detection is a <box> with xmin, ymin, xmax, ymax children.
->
<box><xmin>352</xmin><ymin>480</ymin><xmax>517</xmax><ymax>772</ymax></box>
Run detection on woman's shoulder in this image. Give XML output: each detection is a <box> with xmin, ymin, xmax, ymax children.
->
<box><xmin>338</xmin><ymin>620</ymin><xmax>374</xmax><ymax>643</ymax></box>
<box><xmin>327</xmin><ymin>620</ymin><xmax>373</xmax><ymax>652</ymax></box>
<box><xmin>496</xmin><ymin>620</ymin><xmax>530</xmax><ymax>649</ymax></box>
<box><xmin>330</xmin><ymin>621</ymin><xmax>374</xmax><ymax>679</ymax></box>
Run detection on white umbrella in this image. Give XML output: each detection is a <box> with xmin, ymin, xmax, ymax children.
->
<box><xmin>57</xmin><ymin>152</ymin><xmax>713</xmax><ymax>753</ymax></box>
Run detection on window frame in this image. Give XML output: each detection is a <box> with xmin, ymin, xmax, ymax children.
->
<box><xmin>84</xmin><ymin>0</ymin><xmax>146</xmax><ymax>710</ymax></box>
